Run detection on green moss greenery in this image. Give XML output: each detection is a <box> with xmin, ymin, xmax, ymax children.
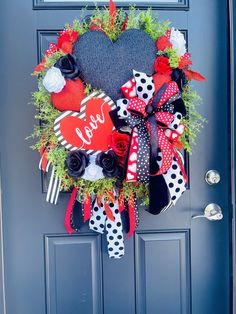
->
<box><xmin>28</xmin><ymin>6</ymin><xmax>205</xmax><ymax>204</ymax></box>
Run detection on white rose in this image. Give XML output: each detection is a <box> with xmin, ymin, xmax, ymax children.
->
<box><xmin>82</xmin><ymin>160</ymin><xmax>104</xmax><ymax>181</ymax></box>
<box><xmin>42</xmin><ymin>66</ymin><xmax>66</xmax><ymax>93</ymax></box>
<box><xmin>169</xmin><ymin>28</ymin><xmax>186</xmax><ymax>57</ymax></box>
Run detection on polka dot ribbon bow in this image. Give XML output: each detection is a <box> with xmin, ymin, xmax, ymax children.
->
<box><xmin>117</xmin><ymin>70</ymin><xmax>188</xmax><ymax>184</ymax></box>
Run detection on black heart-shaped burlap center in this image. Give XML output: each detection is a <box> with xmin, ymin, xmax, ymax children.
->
<box><xmin>73</xmin><ymin>29</ymin><xmax>157</xmax><ymax>101</ymax></box>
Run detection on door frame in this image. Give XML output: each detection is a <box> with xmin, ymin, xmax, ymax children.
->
<box><xmin>0</xmin><ymin>1</ymin><xmax>235</xmax><ymax>314</ymax></box>
<box><xmin>229</xmin><ymin>0</ymin><xmax>236</xmax><ymax>312</ymax></box>
<box><xmin>0</xmin><ymin>168</ymin><xmax>6</xmax><ymax>314</ymax></box>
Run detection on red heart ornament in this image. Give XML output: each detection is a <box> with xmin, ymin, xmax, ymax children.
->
<box><xmin>54</xmin><ymin>92</ymin><xmax>116</xmax><ymax>153</ymax></box>
<box><xmin>51</xmin><ymin>79</ymin><xmax>85</xmax><ymax>112</ymax></box>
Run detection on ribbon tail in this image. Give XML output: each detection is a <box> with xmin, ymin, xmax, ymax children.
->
<box><xmin>136</xmin><ymin>122</ymin><xmax>150</xmax><ymax>183</ymax></box>
<box><xmin>126</xmin><ymin>128</ymin><xmax>138</xmax><ymax>182</ymax></box>
<box><xmin>107</xmin><ymin>191</ymin><xmax>116</xmax><ymax>203</ymax></box>
<box><xmin>39</xmin><ymin>144</ymin><xmax>45</xmax><ymax>156</ymax></box>
<box><xmin>89</xmin><ymin>195</ymin><xmax>125</xmax><ymax>258</ymax></box>
<box><xmin>157</xmin><ymin>129</ymin><xmax>173</xmax><ymax>175</ymax></box>
<box><xmin>149</xmin><ymin>116</ymin><xmax>158</xmax><ymax>160</ymax></box>
<box><xmin>104</xmin><ymin>202</ymin><xmax>115</xmax><ymax>221</ymax></box>
<box><xmin>64</xmin><ymin>187</ymin><xmax>78</xmax><ymax>234</ymax></box>
<box><xmin>105</xmin><ymin>198</ymin><xmax>125</xmax><ymax>259</ymax></box>
<box><xmin>54</xmin><ymin>177</ymin><xmax>61</xmax><ymax>205</ymax></box>
<box><xmin>121</xmin><ymin>13</ymin><xmax>128</xmax><ymax>32</ymax></box>
<box><xmin>89</xmin><ymin>198</ymin><xmax>106</xmax><ymax>234</ymax></box>
<box><xmin>41</xmin><ymin>148</ymin><xmax>49</xmax><ymax>172</ymax></box>
<box><xmin>46</xmin><ymin>166</ymin><xmax>61</xmax><ymax>205</ymax></box>
<box><xmin>160</xmin><ymin>154</ymin><xmax>187</xmax><ymax>205</ymax></box>
<box><xmin>148</xmin><ymin>174</ymin><xmax>170</xmax><ymax>215</ymax></box>
<box><xmin>173</xmin><ymin>150</ymin><xmax>188</xmax><ymax>184</ymax></box>
<box><xmin>97</xmin><ymin>195</ymin><xmax>102</xmax><ymax>207</ymax></box>
<box><xmin>127</xmin><ymin>193</ymin><xmax>136</xmax><ymax>237</ymax></box>
<box><xmin>83</xmin><ymin>194</ymin><xmax>91</xmax><ymax>222</ymax></box>
<box><xmin>118</xmin><ymin>189</ymin><xmax>125</xmax><ymax>213</ymax></box>
<box><xmin>39</xmin><ymin>147</ymin><xmax>49</xmax><ymax>172</ymax></box>
<box><xmin>149</xmin><ymin>116</ymin><xmax>159</xmax><ymax>175</ymax></box>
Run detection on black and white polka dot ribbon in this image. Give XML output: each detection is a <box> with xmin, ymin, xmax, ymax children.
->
<box><xmin>157</xmin><ymin>152</ymin><xmax>186</xmax><ymax>204</ymax></box>
<box><xmin>89</xmin><ymin>197</ymin><xmax>125</xmax><ymax>259</ymax></box>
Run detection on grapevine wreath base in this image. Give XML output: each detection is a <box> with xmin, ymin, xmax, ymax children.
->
<box><xmin>30</xmin><ymin>0</ymin><xmax>205</xmax><ymax>258</ymax></box>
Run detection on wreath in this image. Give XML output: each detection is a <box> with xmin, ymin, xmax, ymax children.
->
<box><xmin>29</xmin><ymin>0</ymin><xmax>205</xmax><ymax>258</ymax></box>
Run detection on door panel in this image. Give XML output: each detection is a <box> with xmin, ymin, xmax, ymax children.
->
<box><xmin>102</xmin><ymin>238</ymin><xmax>135</xmax><ymax>314</ymax></box>
<box><xmin>45</xmin><ymin>234</ymin><xmax>102</xmax><ymax>314</ymax></box>
<box><xmin>135</xmin><ymin>231</ymin><xmax>190</xmax><ymax>314</ymax></box>
<box><xmin>0</xmin><ymin>0</ymin><xmax>231</xmax><ymax>313</ymax></box>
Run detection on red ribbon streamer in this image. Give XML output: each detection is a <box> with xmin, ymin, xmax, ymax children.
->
<box><xmin>107</xmin><ymin>191</ymin><xmax>116</xmax><ymax>203</ymax></box>
<box><xmin>109</xmin><ymin>0</ymin><xmax>117</xmax><ymax>28</ymax></box>
<box><xmin>118</xmin><ymin>189</ymin><xmax>125</xmax><ymax>213</ymax></box>
<box><xmin>121</xmin><ymin>16</ymin><xmax>128</xmax><ymax>32</ymax></box>
<box><xmin>97</xmin><ymin>195</ymin><xmax>102</xmax><ymax>208</ymax></box>
<box><xmin>40</xmin><ymin>145</ymin><xmax>45</xmax><ymax>156</ymax></box>
<box><xmin>128</xmin><ymin>193</ymin><xmax>136</xmax><ymax>237</ymax></box>
<box><xmin>83</xmin><ymin>194</ymin><xmax>91</xmax><ymax>222</ymax></box>
<box><xmin>64</xmin><ymin>187</ymin><xmax>78</xmax><ymax>234</ymax></box>
<box><xmin>41</xmin><ymin>147</ymin><xmax>49</xmax><ymax>172</ymax></box>
<box><xmin>104</xmin><ymin>202</ymin><xmax>115</xmax><ymax>221</ymax></box>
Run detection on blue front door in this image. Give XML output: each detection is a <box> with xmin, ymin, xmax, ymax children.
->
<box><xmin>0</xmin><ymin>0</ymin><xmax>231</xmax><ymax>313</ymax></box>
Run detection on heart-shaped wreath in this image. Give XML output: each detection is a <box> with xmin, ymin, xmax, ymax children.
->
<box><xmin>30</xmin><ymin>0</ymin><xmax>205</xmax><ymax>258</ymax></box>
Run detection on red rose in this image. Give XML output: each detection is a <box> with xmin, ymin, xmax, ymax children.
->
<box><xmin>57</xmin><ymin>29</ymin><xmax>78</xmax><ymax>54</ymax></box>
<box><xmin>154</xmin><ymin>56</ymin><xmax>172</xmax><ymax>75</ymax></box>
<box><xmin>156</xmin><ymin>36</ymin><xmax>172</xmax><ymax>51</ymax></box>
<box><xmin>58</xmin><ymin>33</ymin><xmax>73</xmax><ymax>54</ymax></box>
<box><xmin>110</xmin><ymin>132</ymin><xmax>130</xmax><ymax>166</ymax></box>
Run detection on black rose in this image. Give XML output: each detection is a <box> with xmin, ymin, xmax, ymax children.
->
<box><xmin>54</xmin><ymin>54</ymin><xmax>79</xmax><ymax>79</ymax></box>
<box><xmin>65</xmin><ymin>151</ymin><xmax>89</xmax><ymax>178</ymax></box>
<box><xmin>96</xmin><ymin>151</ymin><xmax>119</xmax><ymax>178</ymax></box>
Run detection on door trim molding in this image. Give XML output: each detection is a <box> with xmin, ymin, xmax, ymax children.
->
<box><xmin>229</xmin><ymin>0</ymin><xmax>236</xmax><ymax>312</ymax></box>
<box><xmin>32</xmin><ymin>0</ymin><xmax>189</xmax><ymax>11</ymax></box>
<box><xmin>0</xmin><ymin>167</ymin><xmax>6</xmax><ymax>314</ymax></box>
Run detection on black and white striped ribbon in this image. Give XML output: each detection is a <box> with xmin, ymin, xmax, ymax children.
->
<box><xmin>46</xmin><ymin>166</ymin><xmax>61</xmax><ymax>205</ymax></box>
